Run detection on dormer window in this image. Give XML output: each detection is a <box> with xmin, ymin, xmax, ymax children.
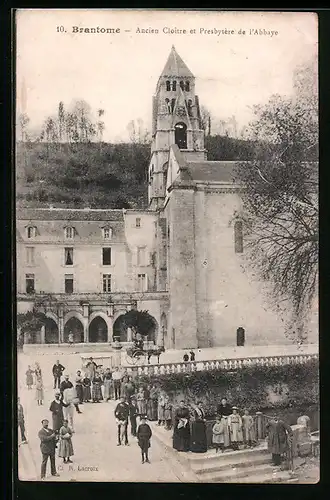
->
<box><xmin>27</xmin><ymin>226</ymin><xmax>37</xmax><ymax>239</ymax></box>
<box><xmin>103</xmin><ymin>227</ymin><xmax>112</xmax><ymax>239</ymax></box>
<box><xmin>65</xmin><ymin>226</ymin><xmax>74</xmax><ymax>239</ymax></box>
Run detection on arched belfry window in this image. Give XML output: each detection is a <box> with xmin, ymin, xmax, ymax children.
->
<box><xmin>172</xmin><ymin>81</ymin><xmax>177</xmax><ymax>91</ymax></box>
<box><xmin>187</xmin><ymin>99</ymin><xmax>193</xmax><ymax>116</ymax></box>
<box><xmin>171</xmin><ymin>98</ymin><xmax>176</xmax><ymax>114</ymax></box>
<box><xmin>166</xmin><ymin>80</ymin><xmax>171</xmax><ymax>91</ymax></box>
<box><xmin>185</xmin><ymin>81</ymin><xmax>190</xmax><ymax>91</ymax></box>
<box><xmin>165</xmin><ymin>98</ymin><xmax>171</xmax><ymax>113</ymax></box>
<box><xmin>175</xmin><ymin>122</ymin><xmax>187</xmax><ymax>149</ymax></box>
<box><xmin>180</xmin><ymin>81</ymin><xmax>185</xmax><ymax>90</ymax></box>
<box><xmin>234</xmin><ymin>220</ymin><xmax>243</xmax><ymax>253</ymax></box>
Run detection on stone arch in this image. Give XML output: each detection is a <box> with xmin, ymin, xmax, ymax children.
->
<box><xmin>44</xmin><ymin>317</ymin><xmax>59</xmax><ymax>344</ymax></box>
<box><xmin>64</xmin><ymin>311</ymin><xmax>85</xmax><ymax>343</ymax></box>
<box><xmin>112</xmin><ymin>314</ymin><xmax>128</xmax><ymax>342</ymax></box>
<box><xmin>45</xmin><ymin>311</ymin><xmax>59</xmax><ymax>325</ymax></box>
<box><xmin>175</xmin><ymin>122</ymin><xmax>187</xmax><ymax>149</ymax></box>
<box><xmin>88</xmin><ymin>312</ymin><xmax>112</xmax><ymax>343</ymax></box>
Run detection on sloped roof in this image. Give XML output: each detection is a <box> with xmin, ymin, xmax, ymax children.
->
<box><xmin>160</xmin><ymin>46</ymin><xmax>194</xmax><ymax>78</ymax></box>
<box><xmin>184</xmin><ymin>161</ymin><xmax>239</xmax><ymax>183</ymax></box>
<box><xmin>16</xmin><ymin>208</ymin><xmax>125</xmax><ymax>222</ymax></box>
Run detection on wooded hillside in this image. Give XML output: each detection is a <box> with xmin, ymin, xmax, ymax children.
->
<box><xmin>16</xmin><ymin>135</ymin><xmax>255</xmax><ymax>209</ymax></box>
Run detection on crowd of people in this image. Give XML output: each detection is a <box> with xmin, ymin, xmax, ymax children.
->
<box><xmin>20</xmin><ymin>357</ymin><xmax>294</xmax><ymax>478</ymax></box>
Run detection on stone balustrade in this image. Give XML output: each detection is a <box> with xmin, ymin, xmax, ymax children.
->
<box><xmin>124</xmin><ymin>352</ymin><xmax>318</xmax><ymax>377</ymax></box>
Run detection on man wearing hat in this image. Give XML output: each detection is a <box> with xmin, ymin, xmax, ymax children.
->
<box><xmin>49</xmin><ymin>391</ymin><xmax>67</xmax><ymax>433</ymax></box>
<box><xmin>266</xmin><ymin>413</ymin><xmax>293</xmax><ymax>466</ymax></box>
<box><xmin>137</xmin><ymin>415</ymin><xmax>152</xmax><ymax>464</ymax></box>
<box><xmin>38</xmin><ymin>419</ymin><xmax>60</xmax><ymax>479</ymax></box>
<box><xmin>114</xmin><ymin>396</ymin><xmax>129</xmax><ymax>446</ymax></box>
<box><xmin>60</xmin><ymin>374</ymin><xmax>82</xmax><ymax>414</ymax></box>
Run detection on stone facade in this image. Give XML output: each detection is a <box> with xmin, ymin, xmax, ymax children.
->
<box><xmin>16</xmin><ymin>46</ymin><xmax>317</xmax><ymax>348</ymax></box>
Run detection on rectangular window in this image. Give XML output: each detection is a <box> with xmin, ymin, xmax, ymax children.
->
<box><xmin>65</xmin><ymin>227</ymin><xmax>74</xmax><ymax>239</ymax></box>
<box><xmin>25</xmin><ymin>274</ymin><xmax>35</xmax><ymax>294</ymax></box>
<box><xmin>26</xmin><ymin>247</ymin><xmax>35</xmax><ymax>265</ymax></box>
<box><xmin>135</xmin><ymin>217</ymin><xmax>141</xmax><ymax>228</ymax></box>
<box><xmin>102</xmin><ymin>247</ymin><xmax>112</xmax><ymax>266</ymax></box>
<box><xmin>27</xmin><ymin>226</ymin><xmax>36</xmax><ymax>238</ymax></box>
<box><xmin>65</xmin><ymin>247</ymin><xmax>74</xmax><ymax>266</ymax></box>
<box><xmin>102</xmin><ymin>274</ymin><xmax>112</xmax><ymax>293</ymax></box>
<box><xmin>138</xmin><ymin>274</ymin><xmax>147</xmax><ymax>292</ymax></box>
<box><xmin>103</xmin><ymin>228</ymin><xmax>112</xmax><ymax>239</ymax></box>
<box><xmin>137</xmin><ymin>247</ymin><xmax>146</xmax><ymax>266</ymax></box>
<box><xmin>65</xmin><ymin>274</ymin><xmax>74</xmax><ymax>294</ymax></box>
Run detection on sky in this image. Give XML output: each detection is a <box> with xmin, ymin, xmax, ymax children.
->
<box><xmin>16</xmin><ymin>10</ymin><xmax>318</xmax><ymax>142</ymax></box>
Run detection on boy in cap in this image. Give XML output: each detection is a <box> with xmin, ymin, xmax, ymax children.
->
<box><xmin>137</xmin><ymin>416</ymin><xmax>152</xmax><ymax>464</ymax></box>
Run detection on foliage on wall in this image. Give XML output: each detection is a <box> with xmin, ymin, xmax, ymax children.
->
<box><xmin>136</xmin><ymin>359</ymin><xmax>319</xmax><ymax>417</ymax></box>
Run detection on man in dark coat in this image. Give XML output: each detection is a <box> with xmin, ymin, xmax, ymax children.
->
<box><xmin>129</xmin><ymin>398</ymin><xmax>138</xmax><ymax>437</ymax></box>
<box><xmin>137</xmin><ymin>416</ymin><xmax>152</xmax><ymax>464</ymax></box>
<box><xmin>38</xmin><ymin>419</ymin><xmax>60</xmax><ymax>479</ymax></box>
<box><xmin>18</xmin><ymin>398</ymin><xmax>27</xmax><ymax>444</ymax></box>
<box><xmin>49</xmin><ymin>392</ymin><xmax>67</xmax><ymax>432</ymax></box>
<box><xmin>114</xmin><ymin>396</ymin><xmax>129</xmax><ymax>446</ymax></box>
<box><xmin>266</xmin><ymin>415</ymin><xmax>293</xmax><ymax>466</ymax></box>
<box><xmin>52</xmin><ymin>360</ymin><xmax>65</xmax><ymax>389</ymax></box>
<box><xmin>217</xmin><ymin>397</ymin><xmax>232</xmax><ymax>417</ymax></box>
<box><xmin>60</xmin><ymin>375</ymin><xmax>82</xmax><ymax>414</ymax></box>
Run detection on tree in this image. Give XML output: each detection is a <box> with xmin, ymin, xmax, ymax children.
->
<box><xmin>18</xmin><ymin>113</ymin><xmax>30</xmax><ymax>142</ymax></box>
<box><xmin>200</xmin><ymin>106</ymin><xmax>212</xmax><ymax>136</ymax></box>
<box><xmin>127</xmin><ymin>119</ymin><xmax>150</xmax><ymax>145</ymax></box>
<box><xmin>17</xmin><ymin>309</ymin><xmax>47</xmax><ymax>345</ymax></box>
<box><xmin>122</xmin><ymin>310</ymin><xmax>156</xmax><ymax>339</ymax></box>
<box><xmin>234</xmin><ymin>60</ymin><xmax>318</xmax><ymax>339</ymax></box>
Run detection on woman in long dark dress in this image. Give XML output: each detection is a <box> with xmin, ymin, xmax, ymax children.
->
<box><xmin>173</xmin><ymin>401</ymin><xmax>191</xmax><ymax>452</ymax></box>
<box><xmin>92</xmin><ymin>372</ymin><xmax>103</xmax><ymax>402</ymax></box>
<box><xmin>191</xmin><ymin>401</ymin><xmax>207</xmax><ymax>453</ymax></box>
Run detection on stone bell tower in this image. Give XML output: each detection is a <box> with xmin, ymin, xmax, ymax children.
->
<box><xmin>148</xmin><ymin>45</ymin><xmax>207</xmax><ymax>210</ymax></box>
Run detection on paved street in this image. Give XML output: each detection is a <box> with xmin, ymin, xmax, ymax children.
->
<box><xmin>17</xmin><ymin>353</ymin><xmax>185</xmax><ymax>482</ymax></box>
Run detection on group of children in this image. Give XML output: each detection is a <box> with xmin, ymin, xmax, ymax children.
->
<box><xmin>212</xmin><ymin>407</ymin><xmax>256</xmax><ymax>453</ymax></box>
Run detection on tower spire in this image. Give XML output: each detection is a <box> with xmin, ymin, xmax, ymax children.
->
<box><xmin>160</xmin><ymin>46</ymin><xmax>194</xmax><ymax>78</ymax></box>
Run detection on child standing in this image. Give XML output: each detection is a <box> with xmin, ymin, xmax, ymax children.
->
<box><xmin>137</xmin><ymin>416</ymin><xmax>152</xmax><ymax>464</ymax></box>
<box><xmin>228</xmin><ymin>407</ymin><xmax>243</xmax><ymax>451</ymax></box>
<box><xmin>212</xmin><ymin>416</ymin><xmax>224</xmax><ymax>453</ymax></box>
<box><xmin>58</xmin><ymin>419</ymin><xmax>74</xmax><ymax>464</ymax></box>
<box><xmin>242</xmin><ymin>409</ymin><xmax>256</xmax><ymax>448</ymax></box>
<box><xmin>35</xmin><ymin>376</ymin><xmax>44</xmax><ymax>406</ymax></box>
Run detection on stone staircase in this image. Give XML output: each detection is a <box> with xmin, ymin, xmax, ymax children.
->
<box><xmin>151</xmin><ymin>424</ymin><xmax>297</xmax><ymax>483</ymax></box>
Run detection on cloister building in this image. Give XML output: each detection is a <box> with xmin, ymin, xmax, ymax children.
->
<box><xmin>16</xmin><ymin>46</ymin><xmax>317</xmax><ymax>349</ymax></box>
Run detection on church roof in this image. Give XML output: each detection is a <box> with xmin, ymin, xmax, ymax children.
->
<box><xmin>160</xmin><ymin>46</ymin><xmax>194</xmax><ymax>78</ymax></box>
<box><xmin>16</xmin><ymin>207</ymin><xmax>125</xmax><ymax>221</ymax></box>
<box><xmin>184</xmin><ymin>161</ymin><xmax>239</xmax><ymax>183</ymax></box>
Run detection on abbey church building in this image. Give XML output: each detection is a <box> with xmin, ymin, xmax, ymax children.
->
<box><xmin>17</xmin><ymin>46</ymin><xmax>295</xmax><ymax>349</ymax></box>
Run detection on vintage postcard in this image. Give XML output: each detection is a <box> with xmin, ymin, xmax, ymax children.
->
<box><xmin>15</xmin><ymin>9</ymin><xmax>319</xmax><ymax>483</ymax></box>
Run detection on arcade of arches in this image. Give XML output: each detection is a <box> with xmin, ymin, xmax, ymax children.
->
<box><xmin>112</xmin><ymin>314</ymin><xmax>158</xmax><ymax>343</ymax></box>
<box><xmin>26</xmin><ymin>311</ymin><xmax>162</xmax><ymax>345</ymax></box>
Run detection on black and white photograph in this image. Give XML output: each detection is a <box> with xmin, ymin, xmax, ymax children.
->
<box><xmin>15</xmin><ymin>9</ymin><xmax>319</xmax><ymax>483</ymax></box>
